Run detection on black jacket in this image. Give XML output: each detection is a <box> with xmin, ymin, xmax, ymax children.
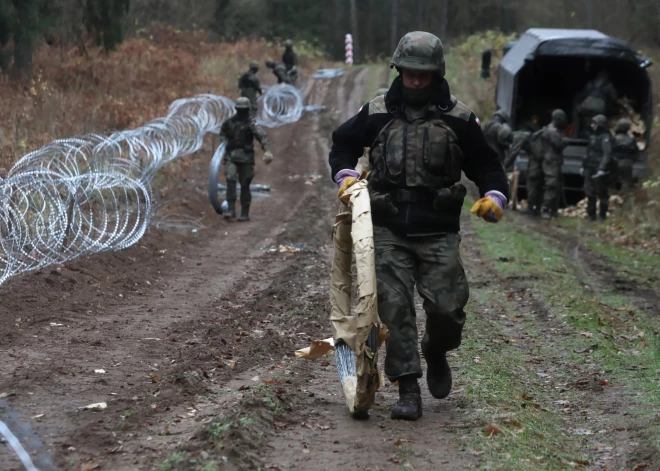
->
<box><xmin>329</xmin><ymin>77</ymin><xmax>509</xmax><ymax>234</ymax></box>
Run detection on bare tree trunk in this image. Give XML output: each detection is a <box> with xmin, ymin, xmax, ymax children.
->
<box><xmin>438</xmin><ymin>0</ymin><xmax>448</xmax><ymax>39</ymax></box>
<box><xmin>333</xmin><ymin>0</ymin><xmax>343</xmax><ymax>59</ymax></box>
<box><xmin>390</xmin><ymin>0</ymin><xmax>398</xmax><ymax>52</ymax></box>
<box><xmin>349</xmin><ymin>0</ymin><xmax>359</xmax><ymax>62</ymax></box>
<box><xmin>416</xmin><ymin>0</ymin><xmax>424</xmax><ymax>30</ymax></box>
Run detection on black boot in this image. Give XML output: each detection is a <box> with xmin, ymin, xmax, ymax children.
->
<box><xmin>599</xmin><ymin>201</ymin><xmax>608</xmax><ymax>221</ymax></box>
<box><xmin>224</xmin><ymin>202</ymin><xmax>236</xmax><ymax>221</ymax></box>
<box><xmin>425</xmin><ymin>352</ymin><xmax>452</xmax><ymax>399</ymax></box>
<box><xmin>237</xmin><ymin>203</ymin><xmax>250</xmax><ymax>222</ymax></box>
<box><xmin>391</xmin><ymin>376</ymin><xmax>422</xmax><ymax>421</ymax></box>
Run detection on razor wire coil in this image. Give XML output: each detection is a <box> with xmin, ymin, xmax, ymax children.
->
<box><xmin>0</xmin><ymin>84</ymin><xmax>305</xmax><ymax>286</ymax></box>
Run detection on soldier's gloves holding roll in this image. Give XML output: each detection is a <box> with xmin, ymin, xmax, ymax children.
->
<box><xmin>335</xmin><ymin>169</ymin><xmax>360</xmax><ymax>200</ymax></box>
<box><xmin>263</xmin><ymin>150</ymin><xmax>274</xmax><ymax>165</ymax></box>
<box><xmin>471</xmin><ymin>190</ymin><xmax>507</xmax><ymax>223</ymax></box>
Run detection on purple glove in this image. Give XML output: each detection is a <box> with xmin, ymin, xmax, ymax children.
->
<box><xmin>484</xmin><ymin>190</ymin><xmax>507</xmax><ymax>223</ymax></box>
<box><xmin>334</xmin><ymin>169</ymin><xmax>360</xmax><ymax>188</ymax></box>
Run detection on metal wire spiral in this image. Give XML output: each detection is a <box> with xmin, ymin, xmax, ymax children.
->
<box><xmin>0</xmin><ymin>85</ymin><xmax>305</xmax><ymax>286</ymax></box>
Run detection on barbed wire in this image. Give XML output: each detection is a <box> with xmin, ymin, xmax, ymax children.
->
<box><xmin>0</xmin><ymin>84</ymin><xmax>306</xmax><ymax>286</ymax></box>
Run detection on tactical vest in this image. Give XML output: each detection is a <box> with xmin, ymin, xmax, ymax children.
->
<box><xmin>585</xmin><ymin>132</ymin><xmax>609</xmax><ymax>169</ymax></box>
<box><xmin>225</xmin><ymin>118</ymin><xmax>256</xmax><ymax>162</ymax></box>
<box><xmin>368</xmin><ymin>111</ymin><xmax>463</xmax><ymax>190</ymax></box>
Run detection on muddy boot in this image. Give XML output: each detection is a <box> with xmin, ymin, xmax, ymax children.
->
<box><xmin>425</xmin><ymin>352</ymin><xmax>452</xmax><ymax>399</ymax></box>
<box><xmin>391</xmin><ymin>376</ymin><xmax>422</xmax><ymax>421</ymax></box>
<box><xmin>224</xmin><ymin>202</ymin><xmax>236</xmax><ymax>221</ymax></box>
<box><xmin>586</xmin><ymin>197</ymin><xmax>597</xmax><ymax>221</ymax></box>
<box><xmin>237</xmin><ymin>204</ymin><xmax>250</xmax><ymax>222</ymax></box>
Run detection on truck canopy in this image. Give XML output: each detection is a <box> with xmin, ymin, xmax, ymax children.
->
<box><xmin>496</xmin><ymin>28</ymin><xmax>652</xmax><ymax>132</ymax></box>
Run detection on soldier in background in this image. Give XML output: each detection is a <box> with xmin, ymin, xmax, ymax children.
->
<box><xmin>575</xmin><ymin>70</ymin><xmax>619</xmax><ymax>137</ymax></box>
<box><xmin>282</xmin><ymin>39</ymin><xmax>297</xmax><ymax>72</ymax></box>
<box><xmin>526</xmin><ymin>109</ymin><xmax>568</xmax><ymax>219</ymax></box>
<box><xmin>583</xmin><ymin>114</ymin><xmax>613</xmax><ymax>221</ymax></box>
<box><xmin>497</xmin><ymin>124</ymin><xmax>532</xmax><ymax>172</ymax></box>
<box><xmin>612</xmin><ymin>118</ymin><xmax>639</xmax><ymax>193</ymax></box>
<box><xmin>219</xmin><ymin>97</ymin><xmax>274</xmax><ymax>222</ymax></box>
<box><xmin>483</xmin><ymin>109</ymin><xmax>510</xmax><ymax>165</ymax></box>
<box><xmin>238</xmin><ymin>61</ymin><xmax>263</xmax><ymax>116</ymax></box>
<box><xmin>265</xmin><ymin>60</ymin><xmax>292</xmax><ymax>85</ymax></box>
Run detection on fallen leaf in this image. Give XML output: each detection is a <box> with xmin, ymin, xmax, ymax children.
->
<box><xmin>149</xmin><ymin>373</ymin><xmax>161</xmax><ymax>383</ymax></box>
<box><xmin>522</xmin><ymin>392</ymin><xmax>534</xmax><ymax>401</ymax></box>
<box><xmin>597</xmin><ymin>379</ymin><xmax>610</xmax><ymax>386</ymax></box>
<box><xmin>579</xmin><ymin>331</ymin><xmax>594</xmax><ymax>338</ymax></box>
<box><xmin>238</xmin><ymin>385</ymin><xmax>250</xmax><ymax>391</ymax></box>
<box><xmin>59</xmin><ymin>369</ymin><xmax>69</xmax><ymax>375</ymax></box>
<box><xmin>394</xmin><ymin>439</ymin><xmax>402</xmax><ymax>447</ymax></box>
<box><xmin>320</xmin><ymin>361</ymin><xmax>330</xmax><ymax>367</ymax></box>
<box><xmin>79</xmin><ymin>463</ymin><xmax>100</xmax><ymax>471</ymax></box>
<box><xmin>632</xmin><ymin>462</ymin><xmax>652</xmax><ymax>470</ymax></box>
<box><xmin>484</xmin><ymin>424</ymin><xmax>503</xmax><ymax>436</ymax></box>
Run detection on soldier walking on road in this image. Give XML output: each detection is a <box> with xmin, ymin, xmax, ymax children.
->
<box><xmin>583</xmin><ymin>114</ymin><xmax>613</xmax><ymax>221</ymax></box>
<box><xmin>329</xmin><ymin>31</ymin><xmax>509</xmax><ymax>421</ymax></box>
<box><xmin>238</xmin><ymin>61</ymin><xmax>263</xmax><ymax>116</ymax></box>
<box><xmin>265</xmin><ymin>60</ymin><xmax>292</xmax><ymax>85</ymax></box>
<box><xmin>612</xmin><ymin>118</ymin><xmax>639</xmax><ymax>194</ymax></box>
<box><xmin>526</xmin><ymin>109</ymin><xmax>568</xmax><ymax>219</ymax></box>
<box><xmin>219</xmin><ymin>97</ymin><xmax>274</xmax><ymax>222</ymax></box>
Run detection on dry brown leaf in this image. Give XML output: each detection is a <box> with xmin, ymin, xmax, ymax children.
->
<box><xmin>149</xmin><ymin>373</ymin><xmax>160</xmax><ymax>383</ymax></box>
<box><xmin>79</xmin><ymin>463</ymin><xmax>100</xmax><ymax>471</ymax></box>
<box><xmin>522</xmin><ymin>392</ymin><xmax>534</xmax><ymax>401</ymax></box>
<box><xmin>238</xmin><ymin>385</ymin><xmax>250</xmax><ymax>391</ymax></box>
<box><xmin>484</xmin><ymin>423</ymin><xmax>503</xmax><ymax>436</ymax></box>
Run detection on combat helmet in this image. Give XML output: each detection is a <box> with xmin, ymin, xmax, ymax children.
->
<box><xmin>249</xmin><ymin>60</ymin><xmax>259</xmax><ymax>70</ymax></box>
<box><xmin>592</xmin><ymin>114</ymin><xmax>608</xmax><ymax>129</ymax></box>
<box><xmin>284</xmin><ymin>39</ymin><xmax>293</xmax><ymax>48</ymax></box>
<box><xmin>390</xmin><ymin>31</ymin><xmax>446</xmax><ymax>77</ymax></box>
<box><xmin>235</xmin><ymin>97</ymin><xmax>251</xmax><ymax>110</ymax></box>
<box><xmin>551</xmin><ymin>109</ymin><xmax>567</xmax><ymax>128</ymax></box>
<box><xmin>615</xmin><ymin>118</ymin><xmax>631</xmax><ymax>134</ymax></box>
<box><xmin>497</xmin><ymin>124</ymin><xmax>513</xmax><ymax>145</ymax></box>
<box><xmin>265</xmin><ymin>59</ymin><xmax>276</xmax><ymax>68</ymax></box>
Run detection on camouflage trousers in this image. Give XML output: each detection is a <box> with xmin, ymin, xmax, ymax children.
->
<box><xmin>374</xmin><ymin>225</ymin><xmax>469</xmax><ymax>381</ymax></box>
<box><xmin>583</xmin><ymin>168</ymin><xmax>609</xmax><ymax>218</ymax></box>
<box><xmin>225</xmin><ymin>161</ymin><xmax>255</xmax><ymax>205</ymax></box>
<box><xmin>617</xmin><ymin>160</ymin><xmax>635</xmax><ymax>193</ymax></box>
<box><xmin>527</xmin><ymin>153</ymin><xmax>563</xmax><ymax>212</ymax></box>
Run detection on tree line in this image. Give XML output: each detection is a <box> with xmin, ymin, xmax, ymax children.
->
<box><xmin>1</xmin><ymin>0</ymin><xmax>659</xmax><ymax>76</ymax></box>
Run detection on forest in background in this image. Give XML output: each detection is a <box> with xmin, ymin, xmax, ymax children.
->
<box><xmin>1</xmin><ymin>0</ymin><xmax>659</xmax><ymax>77</ymax></box>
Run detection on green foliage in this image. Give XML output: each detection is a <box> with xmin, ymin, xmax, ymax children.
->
<box><xmin>158</xmin><ymin>452</ymin><xmax>188</xmax><ymax>471</ymax></box>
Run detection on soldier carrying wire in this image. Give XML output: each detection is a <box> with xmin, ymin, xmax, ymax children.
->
<box><xmin>329</xmin><ymin>31</ymin><xmax>509</xmax><ymax>421</ymax></box>
<box><xmin>218</xmin><ymin>97</ymin><xmax>274</xmax><ymax>222</ymax></box>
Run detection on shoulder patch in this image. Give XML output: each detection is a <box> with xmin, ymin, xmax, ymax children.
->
<box><xmin>443</xmin><ymin>97</ymin><xmax>472</xmax><ymax>121</ymax></box>
<box><xmin>368</xmin><ymin>95</ymin><xmax>388</xmax><ymax>116</ymax></box>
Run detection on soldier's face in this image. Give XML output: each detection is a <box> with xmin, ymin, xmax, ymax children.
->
<box><xmin>401</xmin><ymin>69</ymin><xmax>433</xmax><ymax>89</ymax></box>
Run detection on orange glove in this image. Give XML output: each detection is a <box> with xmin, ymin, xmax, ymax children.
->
<box><xmin>337</xmin><ymin>177</ymin><xmax>357</xmax><ymax>200</ymax></box>
<box><xmin>471</xmin><ymin>196</ymin><xmax>504</xmax><ymax>223</ymax></box>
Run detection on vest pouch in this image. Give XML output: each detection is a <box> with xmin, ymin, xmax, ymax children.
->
<box><xmin>432</xmin><ymin>184</ymin><xmax>466</xmax><ymax>212</ymax></box>
<box><xmin>425</xmin><ymin>120</ymin><xmax>463</xmax><ymax>184</ymax></box>
<box><xmin>228</xmin><ymin>149</ymin><xmax>250</xmax><ymax>163</ymax></box>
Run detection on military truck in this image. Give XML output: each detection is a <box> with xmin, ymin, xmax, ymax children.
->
<box><xmin>492</xmin><ymin>28</ymin><xmax>653</xmax><ymax>197</ymax></box>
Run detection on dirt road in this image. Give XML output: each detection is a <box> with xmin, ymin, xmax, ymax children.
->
<box><xmin>2</xmin><ymin>67</ymin><xmax>658</xmax><ymax>471</ymax></box>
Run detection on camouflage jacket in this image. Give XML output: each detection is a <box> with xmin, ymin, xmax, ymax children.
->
<box><xmin>271</xmin><ymin>62</ymin><xmax>291</xmax><ymax>84</ymax></box>
<box><xmin>219</xmin><ymin>116</ymin><xmax>269</xmax><ymax>163</ymax></box>
<box><xmin>612</xmin><ymin>133</ymin><xmax>639</xmax><ymax>163</ymax></box>
<box><xmin>238</xmin><ymin>71</ymin><xmax>262</xmax><ymax>104</ymax></box>
<box><xmin>282</xmin><ymin>49</ymin><xmax>297</xmax><ymax>71</ymax></box>
<box><xmin>329</xmin><ymin>76</ymin><xmax>508</xmax><ymax>234</ymax></box>
<box><xmin>585</xmin><ymin>130</ymin><xmax>613</xmax><ymax>171</ymax></box>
